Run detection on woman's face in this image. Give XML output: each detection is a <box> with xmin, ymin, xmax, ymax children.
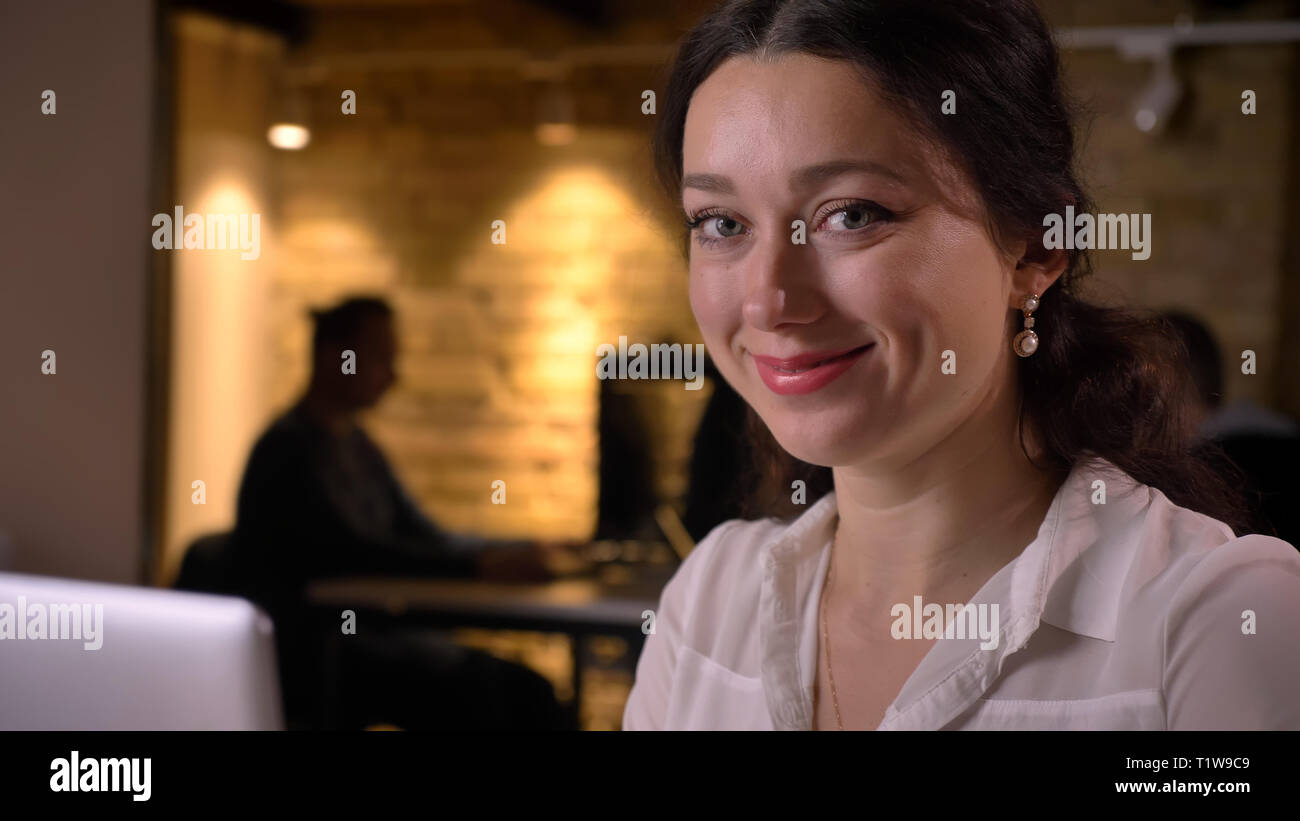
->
<box><xmin>682</xmin><ymin>53</ymin><xmax>1023</xmax><ymax>470</ymax></box>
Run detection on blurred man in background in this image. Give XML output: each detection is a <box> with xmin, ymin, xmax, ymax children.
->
<box><xmin>228</xmin><ymin>296</ymin><xmax>572</xmax><ymax>730</ymax></box>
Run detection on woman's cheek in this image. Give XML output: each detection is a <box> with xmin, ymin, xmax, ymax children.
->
<box><xmin>689</xmin><ymin>266</ymin><xmax>738</xmax><ymax>340</ymax></box>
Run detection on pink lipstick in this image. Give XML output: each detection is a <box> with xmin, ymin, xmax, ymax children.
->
<box><xmin>751</xmin><ymin>344</ymin><xmax>874</xmax><ymax>395</ymax></box>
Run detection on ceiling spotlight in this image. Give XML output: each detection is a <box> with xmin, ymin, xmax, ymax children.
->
<box><xmin>267</xmin><ymin>123</ymin><xmax>311</xmax><ymax>150</ymax></box>
<box><xmin>267</xmin><ymin>79</ymin><xmax>312</xmax><ymax>150</ymax></box>
<box><xmin>535</xmin><ymin>83</ymin><xmax>576</xmax><ymax>147</ymax></box>
<box><xmin>1132</xmin><ymin>50</ymin><xmax>1182</xmax><ymax>135</ymax></box>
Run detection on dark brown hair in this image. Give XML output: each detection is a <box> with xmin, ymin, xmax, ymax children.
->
<box><xmin>653</xmin><ymin>0</ymin><xmax>1260</xmax><ymax>535</ymax></box>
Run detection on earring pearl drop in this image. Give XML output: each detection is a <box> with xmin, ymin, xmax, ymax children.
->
<box><xmin>1013</xmin><ymin>293</ymin><xmax>1040</xmax><ymax>357</ymax></box>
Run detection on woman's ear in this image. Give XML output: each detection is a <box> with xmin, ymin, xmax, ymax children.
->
<box><xmin>1012</xmin><ymin>237</ymin><xmax>1068</xmax><ymax>303</ymax></box>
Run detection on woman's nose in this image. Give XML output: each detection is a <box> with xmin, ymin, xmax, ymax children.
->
<box><xmin>741</xmin><ymin>236</ymin><xmax>825</xmax><ymax>331</ymax></box>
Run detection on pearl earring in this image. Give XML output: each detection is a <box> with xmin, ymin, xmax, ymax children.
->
<box><xmin>1013</xmin><ymin>293</ymin><xmax>1040</xmax><ymax>357</ymax></box>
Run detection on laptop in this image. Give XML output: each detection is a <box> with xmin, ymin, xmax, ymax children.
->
<box><xmin>0</xmin><ymin>571</ymin><xmax>284</xmax><ymax>730</ymax></box>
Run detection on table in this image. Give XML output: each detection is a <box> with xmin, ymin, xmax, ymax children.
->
<box><xmin>305</xmin><ymin>568</ymin><xmax>671</xmax><ymax>728</ymax></box>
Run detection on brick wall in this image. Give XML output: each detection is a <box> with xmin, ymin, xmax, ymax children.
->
<box><xmin>269</xmin><ymin>4</ymin><xmax>707</xmax><ymax>541</ymax></box>
<box><xmin>1043</xmin><ymin>0</ymin><xmax>1297</xmax><ymax>410</ymax></box>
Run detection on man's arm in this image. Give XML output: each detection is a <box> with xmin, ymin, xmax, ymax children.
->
<box><xmin>236</xmin><ymin>429</ymin><xmax>480</xmax><ymax>583</ymax></box>
<box><xmin>388</xmin><ymin>479</ymin><xmax>500</xmax><ymax>554</ymax></box>
<box><xmin>370</xmin><ymin>435</ymin><xmax>534</xmax><ymax>557</ymax></box>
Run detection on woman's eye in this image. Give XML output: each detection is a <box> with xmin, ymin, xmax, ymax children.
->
<box><xmin>683</xmin><ymin>210</ymin><xmax>747</xmax><ymax>247</ymax></box>
<box><xmin>828</xmin><ymin>207</ymin><xmax>874</xmax><ymax>230</ymax></box>
<box><xmin>820</xmin><ymin>201</ymin><xmax>891</xmax><ymax>233</ymax></box>
<box><xmin>684</xmin><ymin>200</ymin><xmax>890</xmax><ymax>247</ymax></box>
<box><xmin>711</xmin><ymin>217</ymin><xmax>745</xmax><ymax>238</ymax></box>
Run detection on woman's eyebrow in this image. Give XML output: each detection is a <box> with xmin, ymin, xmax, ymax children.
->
<box><xmin>682</xmin><ymin>159</ymin><xmax>907</xmax><ymax>196</ymax></box>
<box><xmin>789</xmin><ymin>159</ymin><xmax>907</xmax><ymax>191</ymax></box>
<box><xmin>681</xmin><ymin>172</ymin><xmax>735</xmax><ymax>194</ymax></box>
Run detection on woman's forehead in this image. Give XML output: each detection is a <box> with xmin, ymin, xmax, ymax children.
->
<box><xmin>682</xmin><ymin>54</ymin><xmax>937</xmax><ymax>191</ymax></box>
<box><xmin>682</xmin><ymin>53</ymin><xmax>978</xmax><ymax>217</ymax></box>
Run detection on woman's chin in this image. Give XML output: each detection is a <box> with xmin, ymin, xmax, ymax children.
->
<box><xmin>767</xmin><ymin>424</ymin><xmax>874</xmax><ymax>469</ymax></box>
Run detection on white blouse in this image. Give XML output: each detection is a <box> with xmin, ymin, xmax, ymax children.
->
<box><xmin>623</xmin><ymin>457</ymin><xmax>1300</xmax><ymax>730</ymax></box>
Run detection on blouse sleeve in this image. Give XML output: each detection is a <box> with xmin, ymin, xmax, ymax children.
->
<box><xmin>1163</xmin><ymin>533</ymin><xmax>1300</xmax><ymax>730</ymax></box>
<box><xmin>622</xmin><ymin>521</ymin><xmax>737</xmax><ymax>731</ymax></box>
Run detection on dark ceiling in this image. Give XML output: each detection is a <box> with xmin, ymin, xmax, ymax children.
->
<box><xmin>169</xmin><ymin>0</ymin><xmax>625</xmax><ymax>45</ymax></box>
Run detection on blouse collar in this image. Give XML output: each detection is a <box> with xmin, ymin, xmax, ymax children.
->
<box><xmin>755</xmin><ymin>456</ymin><xmax>1164</xmax><ymax>729</ymax></box>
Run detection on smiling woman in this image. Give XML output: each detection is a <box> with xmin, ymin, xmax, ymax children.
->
<box><xmin>623</xmin><ymin>0</ymin><xmax>1300</xmax><ymax>731</ymax></box>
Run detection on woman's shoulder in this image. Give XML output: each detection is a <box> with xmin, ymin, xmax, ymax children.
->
<box><xmin>1139</xmin><ymin>480</ymin><xmax>1300</xmax><ymax>582</ymax></box>
<box><xmin>1164</xmin><ymin>529</ymin><xmax>1300</xmax><ymax>610</ymax></box>
<box><xmin>640</xmin><ymin>514</ymin><xmax>809</xmax><ymax>667</ymax></box>
<box><xmin>1122</xmin><ymin>483</ymin><xmax>1300</xmax><ymax>631</ymax></box>
<box><xmin>1073</xmin><ymin>457</ymin><xmax>1296</xmax><ymax>583</ymax></box>
<box><xmin>675</xmin><ymin>515</ymin><xmax>792</xmax><ymax>580</ymax></box>
<box><xmin>653</xmin><ymin>513</ymin><xmax>808</xmax><ymax>616</ymax></box>
<box><xmin>1139</xmin><ymin>500</ymin><xmax>1300</xmax><ymax>727</ymax></box>
<box><xmin>1052</xmin><ymin>464</ymin><xmax>1300</xmax><ymax>646</ymax></box>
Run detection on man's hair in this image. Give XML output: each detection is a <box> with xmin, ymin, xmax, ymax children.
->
<box><xmin>309</xmin><ymin>296</ymin><xmax>393</xmax><ymax>355</ymax></box>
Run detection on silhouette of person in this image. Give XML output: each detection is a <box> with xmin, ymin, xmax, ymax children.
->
<box><xmin>227</xmin><ymin>296</ymin><xmax>573</xmax><ymax>730</ymax></box>
<box><xmin>682</xmin><ymin>354</ymin><xmax>752</xmax><ymax>543</ymax></box>
<box><xmin>595</xmin><ymin>376</ymin><xmax>658</xmax><ymax>540</ymax></box>
<box><xmin>1163</xmin><ymin>310</ymin><xmax>1300</xmax><ymax>548</ymax></box>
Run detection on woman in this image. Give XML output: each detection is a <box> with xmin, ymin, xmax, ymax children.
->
<box><xmin>623</xmin><ymin>0</ymin><xmax>1300</xmax><ymax>730</ymax></box>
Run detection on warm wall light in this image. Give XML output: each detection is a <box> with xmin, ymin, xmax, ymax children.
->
<box><xmin>536</xmin><ymin>122</ymin><xmax>576</xmax><ymax>146</ymax></box>
<box><xmin>267</xmin><ymin>122</ymin><xmax>311</xmax><ymax>150</ymax></box>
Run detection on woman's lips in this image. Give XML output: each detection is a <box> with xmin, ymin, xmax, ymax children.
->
<box><xmin>751</xmin><ymin>344</ymin><xmax>874</xmax><ymax>395</ymax></box>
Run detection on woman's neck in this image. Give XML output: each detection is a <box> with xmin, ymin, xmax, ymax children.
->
<box><xmin>828</xmin><ymin>393</ymin><xmax>1063</xmax><ymax>630</ymax></box>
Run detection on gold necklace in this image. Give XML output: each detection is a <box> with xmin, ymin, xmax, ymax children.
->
<box><xmin>818</xmin><ymin>535</ymin><xmax>844</xmax><ymax>730</ymax></box>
